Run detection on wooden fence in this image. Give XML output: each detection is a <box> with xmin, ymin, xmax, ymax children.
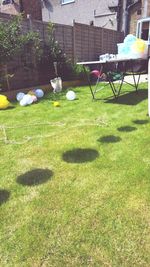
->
<box><xmin>0</xmin><ymin>13</ymin><xmax>124</xmax><ymax>91</ymax></box>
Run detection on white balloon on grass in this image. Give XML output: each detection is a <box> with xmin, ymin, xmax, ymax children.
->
<box><xmin>35</xmin><ymin>89</ymin><xmax>44</xmax><ymax>98</ymax></box>
<box><xmin>20</xmin><ymin>98</ymin><xmax>27</xmax><ymax>106</ymax></box>
<box><xmin>25</xmin><ymin>94</ymin><xmax>33</xmax><ymax>105</ymax></box>
<box><xmin>66</xmin><ymin>90</ymin><xmax>76</xmax><ymax>101</ymax></box>
<box><xmin>20</xmin><ymin>94</ymin><xmax>33</xmax><ymax>106</ymax></box>
<box><xmin>16</xmin><ymin>92</ymin><xmax>25</xmax><ymax>102</ymax></box>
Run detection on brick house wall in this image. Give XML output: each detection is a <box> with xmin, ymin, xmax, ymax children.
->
<box><xmin>129</xmin><ymin>1</ymin><xmax>142</xmax><ymax>35</ymax></box>
<box><xmin>128</xmin><ymin>0</ymin><xmax>150</xmax><ymax>35</ymax></box>
<box><xmin>0</xmin><ymin>0</ymin><xmax>20</xmax><ymax>15</ymax></box>
<box><xmin>145</xmin><ymin>0</ymin><xmax>150</xmax><ymax>16</ymax></box>
<box><xmin>0</xmin><ymin>0</ymin><xmax>42</xmax><ymax>20</ymax></box>
<box><xmin>21</xmin><ymin>0</ymin><xmax>42</xmax><ymax>20</ymax></box>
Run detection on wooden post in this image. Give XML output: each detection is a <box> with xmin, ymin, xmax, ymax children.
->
<box><xmin>73</xmin><ymin>20</ymin><xmax>76</xmax><ymax>63</ymax></box>
<box><xmin>148</xmin><ymin>57</ymin><xmax>150</xmax><ymax>116</ymax></box>
<box><xmin>147</xmin><ymin>21</ymin><xmax>150</xmax><ymax>116</ymax></box>
<box><xmin>4</xmin><ymin>64</ymin><xmax>10</xmax><ymax>91</ymax></box>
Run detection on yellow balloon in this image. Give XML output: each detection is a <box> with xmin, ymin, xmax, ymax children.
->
<box><xmin>53</xmin><ymin>101</ymin><xmax>60</xmax><ymax>107</ymax></box>
<box><xmin>0</xmin><ymin>94</ymin><xmax>7</xmax><ymax>100</ymax></box>
<box><xmin>0</xmin><ymin>95</ymin><xmax>10</xmax><ymax>109</ymax></box>
<box><xmin>28</xmin><ymin>90</ymin><xmax>36</xmax><ymax>96</ymax></box>
<box><xmin>132</xmin><ymin>39</ymin><xmax>146</xmax><ymax>53</ymax></box>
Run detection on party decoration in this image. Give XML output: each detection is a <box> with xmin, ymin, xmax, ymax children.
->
<box><xmin>28</xmin><ymin>90</ymin><xmax>36</xmax><ymax>96</ymax></box>
<box><xmin>132</xmin><ymin>39</ymin><xmax>146</xmax><ymax>53</ymax></box>
<box><xmin>124</xmin><ymin>34</ymin><xmax>137</xmax><ymax>44</ymax></box>
<box><xmin>35</xmin><ymin>89</ymin><xmax>44</xmax><ymax>98</ymax></box>
<box><xmin>16</xmin><ymin>92</ymin><xmax>25</xmax><ymax>102</ymax></box>
<box><xmin>53</xmin><ymin>101</ymin><xmax>60</xmax><ymax>107</ymax></box>
<box><xmin>31</xmin><ymin>95</ymin><xmax>37</xmax><ymax>102</ymax></box>
<box><xmin>20</xmin><ymin>94</ymin><xmax>33</xmax><ymax>106</ymax></box>
<box><xmin>0</xmin><ymin>95</ymin><xmax>7</xmax><ymax>100</ymax></box>
<box><xmin>91</xmin><ymin>70</ymin><xmax>101</xmax><ymax>78</ymax></box>
<box><xmin>0</xmin><ymin>94</ymin><xmax>10</xmax><ymax>109</ymax></box>
<box><xmin>66</xmin><ymin>90</ymin><xmax>76</xmax><ymax>101</ymax></box>
<box><xmin>20</xmin><ymin>98</ymin><xmax>27</xmax><ymax>106</ymax></box>
<box><xmin>117</xmin><ymin>34</ymin><xmax>148</xmax><ymax>59</ymax></box>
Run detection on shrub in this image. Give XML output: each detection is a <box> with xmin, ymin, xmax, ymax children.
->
<box><xmin>0</xmin><ymin>15</ymin><xmax>41</xmax><ymax>90</ymax></box>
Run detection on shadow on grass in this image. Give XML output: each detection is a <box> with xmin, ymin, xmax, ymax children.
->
<box><xmin>62</xmin><ymin>148</ymin><xmax>99</xmax><ymax>163</ymax></box>
<box><xmin>0</xmin><ymin>105</ymin><xmax>15</xmax><ymax>111</ymax></box>
<box><xmin>105</xmin><ymin>89</ymin><xmax>147</xmax><ymax>105</ymax></box>
<box><xmin>0</xmin><ymin>189</ymin><xmax>10</xmax><ymax>206</ymax></box>
<box><xmin>98</xmin><ymin>135</ymin><xmax>121</xmax><ymax>143</ymax></box>
<box><xmin>17</xmin><ymin>168</ymin><xmax>53</xmax><ymax>186</ymax></box>
<box><xmin>133</xmin><ymin>119</ymin><xmax>149</xmax><ymax>125</ymax></box>
<box><xmin>117</xmin><ymin>126</ymin><xmax>137</xmax><ymax>132</ymax></box>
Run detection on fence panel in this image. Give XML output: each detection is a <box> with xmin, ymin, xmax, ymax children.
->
<box><xmin>0</xmin><ymin>13</ymin><xmax>124</xmax><ymax>91</ymax></box>
<box><xmin>73</xmin><ymin>23</ymin><xmax>124</xmax><ymax>62</ymax></box>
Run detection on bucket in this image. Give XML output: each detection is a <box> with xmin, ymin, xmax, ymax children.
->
<box><xmin>50</xmin><ymin>77</ymin><xmax>62</xmax><ymax>93</ymax></box>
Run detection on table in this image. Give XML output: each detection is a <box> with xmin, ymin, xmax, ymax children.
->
<box><xmin>77</xmin><ymin>57</ymin><xmax>147</xmax><ymax>100</ymax></box>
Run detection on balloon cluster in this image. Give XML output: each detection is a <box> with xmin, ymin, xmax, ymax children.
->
<box><xmin>16</xmin><ymin>89</ymin><xmax>44</xmax><ymax>106</ymax></box>
<box><xmin>118</xmin><ymin>34</ymin><xmax>148</xmax><ymax>59</ymax></box>
<box><xmin>0</xmin><ymin>94</ymin><xmax>10</xmax><ymax>110</ymax></box>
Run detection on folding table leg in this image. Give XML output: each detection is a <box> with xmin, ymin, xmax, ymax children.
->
<box><xmin>133</xmin><ymin>73</ymin><xmax>141</xmax><ymax>91</ymax></box>
<box><xmin>130</xmin><ymin>62</ymin><xmax>141</xmax><ymax>92</ymax></box>
<box><xmin>106</xmin><ymin>79</ymin><xmax>118</xmax><ymax>98</ymax></box>
<box><xmin>117</xmin><ymin>77</ymin><xmax>125</xmax><ymax>96</ymax></box>
<box><xmin>83</xmin><ymin>65</ymin><xmax>95</xmax><ymax>99</ymax></box>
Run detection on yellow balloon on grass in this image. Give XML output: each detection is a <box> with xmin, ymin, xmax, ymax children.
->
<box><xmin>53</xmin><ymin>101</ymin><xmax>60</xmax><ymax>107</ymax></box>
<box><xmin>28</xmin><ymin>90</ymin><xmax>36</xmax><ymax>96</ymax></box>
<box><xmin>0</xmin><ymin>95</ymin><xmax>10</xmax><ymax>109</ymax></box>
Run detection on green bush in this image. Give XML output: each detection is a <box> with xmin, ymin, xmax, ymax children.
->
<box><xmin>0</xmin><ymin>15</ymin><xmax>41</xmax><ymax>90</ymax></box>
<box><xmin>39</xmin><ymin>22</ymin><xmax>90</xmax><ymax>81</ymax></box>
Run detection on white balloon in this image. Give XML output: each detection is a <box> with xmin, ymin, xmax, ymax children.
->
<box><xmin>35</xmin><ymin>89</ymin><xmax>44</xmax><ymax>98</ymax></box>
<box><xmin>66</xmin><ymin>90</ymin><xmax>76</xmax><ymax>101</ymax></box>
<box><xmin>16</xmin><ymin>92</ymin><xmax>25</xmax><ymax>102</ymax></box>
<box><xmin>25</xmin><ymin>94</ymin><xmax>33</xmax><ymax>105</ymax></box>
<box><xmin>20</xmin><ymin>94</ymin><xmax>33</xmax><ymax>106</ymax></box>
<box><xmin>20</xmin><ymin>98</ymin><xmax>27</xmax><ymax>106</ymax></box>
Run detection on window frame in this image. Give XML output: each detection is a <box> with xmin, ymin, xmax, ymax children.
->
<box><xmin>61</xmin><ymin>0</ymin><xmax>75</xmax><ymax>5</ymax></box>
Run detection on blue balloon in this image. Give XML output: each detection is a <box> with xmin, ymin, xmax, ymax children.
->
<box><xmin>124</xmin><ymin>34</ymin><xmax>137</xmax><ymax>44</ymax></box>
<box><xmin>35</xmin><ymin>89</ymin><xmax>44</xmax><ymax>98</ymax></box>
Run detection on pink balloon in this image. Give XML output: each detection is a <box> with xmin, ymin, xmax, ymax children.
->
<box><xmin>91</xmin><ymin>70</ymin><xmax>101</xmax><ymax>78</ymax></box>
<box><xmin>31</xmin><ymin>95</ymin><xmax>38</xmax><ymax>102</ymax></box>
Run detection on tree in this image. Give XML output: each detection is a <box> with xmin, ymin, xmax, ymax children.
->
<box><xmin>0</xmin><ymin>15</ymin><xmax>41</xmax><ymax>90</ymax></box>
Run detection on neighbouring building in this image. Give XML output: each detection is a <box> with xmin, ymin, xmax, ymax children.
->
<box><xmin>0</xmin><ymin>0</ymin><xmax>42</xmax><ymax>20</ymax></box>
<box><xmin>41</xmin><ymin>0</ymin><xmax>122</xmax><ymax>31</ymax></box>
<box><xmin>0</xmin><ymin>0</ymin><xmax>150</xmax><ymax>35</ymax></box>
<box><xmin>0</xmin><ymin>0</ymin><xmax>20</xmax><ymax>15</ymax></box>
<box><xmin>41</xmin><ymin>0</ymin><xmax>150</xmax><ymax>34</ymax></box>
<box><xmin>122</xmin><ymin>0</ymin><xmax>150</xmax><ymax>35</ymax></box>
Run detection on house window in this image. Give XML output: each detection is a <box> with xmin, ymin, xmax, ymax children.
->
<box><xmin>61</xmin><ymin>0</ymin><xmax>75</xmax><ymax>5</ymax></box>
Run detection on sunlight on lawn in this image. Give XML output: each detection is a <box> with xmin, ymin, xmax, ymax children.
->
<box><xmin>0</xmin><ymin>83</ymin><xmax>150</xmax><ymax>266</ymax></box>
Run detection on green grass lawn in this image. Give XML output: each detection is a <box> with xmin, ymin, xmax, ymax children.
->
<box><xmin>0</xmin><ymin>83</ymin><xmax>150</xmax><ymax>267</ymax></box>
